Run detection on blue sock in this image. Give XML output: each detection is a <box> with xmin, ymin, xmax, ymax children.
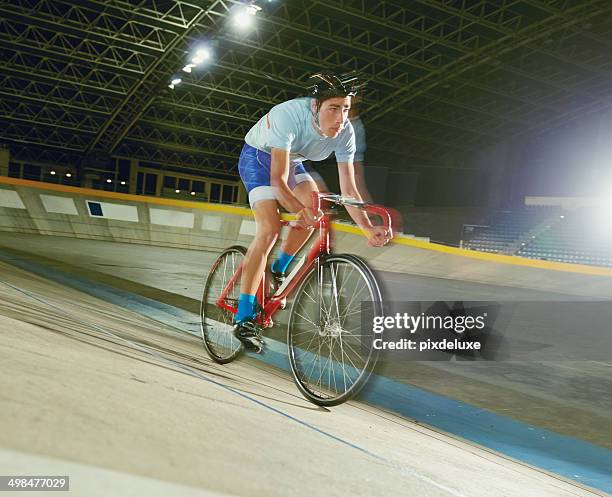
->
<box><xmin>271</xmin><ymin>251</ymin><xmax>295</xmax><ymax>275</ymax></box>
<box><xmin>235</xmin><ymin>293</ymin><xmax>257</xmax><ymax>323</ymax></box>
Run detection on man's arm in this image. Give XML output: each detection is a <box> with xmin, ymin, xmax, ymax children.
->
<box><xmin>338</xmin><ymin>162</ymin><xmax>373</xmax><ymax>229</ymax></box>
<box><xmin>270</xmin><ymin>148</ymin><xmax>303</xmax><ymax>213</ymax></box>
<box><xmin>338</xmin><ymin>162</ymin><xmax>389</xmax><ymax>247</ymax></box>
<box><xmin>270</xmin><ymin>148</ymin><xmax>316</xmax><ymax>226</ymax></box>
<box><xmin>353</xmin><ymin>162</ymin><xmax>373</xmax><ymax>204</ymax></box>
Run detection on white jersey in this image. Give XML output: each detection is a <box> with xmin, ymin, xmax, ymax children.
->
<box><xmin>244</xmin><ymin>97</ymin><xmax>356</xmax><ymax>164</ymax></box>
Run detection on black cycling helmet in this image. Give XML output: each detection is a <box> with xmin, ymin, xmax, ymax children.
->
<box><xmin>307</xmin><ymin>71</ymin><xmax>363</xmax><ymax>100</ymax></box>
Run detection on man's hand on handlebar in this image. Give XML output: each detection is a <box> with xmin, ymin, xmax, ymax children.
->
<box><xmin>364</xmin><ymin>226</ymin><xmax>391</xmax><ymax>247</ymax></box>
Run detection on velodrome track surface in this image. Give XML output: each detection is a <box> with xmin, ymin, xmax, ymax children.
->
<box><xmin>0</xmin><ymin>232</ymin><xmax>610</xmax><ymax>497</ymax></box>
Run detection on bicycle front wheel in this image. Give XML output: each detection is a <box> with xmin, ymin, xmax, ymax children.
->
<box><xmin>200</xmin><ymin>245</ymin><xmax>245</xmax><ymax>363</ymax></box>
<box><xmin>288</xmin><ymin>254</ymin><xmax>383</xmax><ymax>406</ymax></box>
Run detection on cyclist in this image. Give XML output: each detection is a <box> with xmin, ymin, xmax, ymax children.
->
<box><xmin>234</xmin><ymin>72</ymin><xmax>391</xmax><ymax>352</ymax></box>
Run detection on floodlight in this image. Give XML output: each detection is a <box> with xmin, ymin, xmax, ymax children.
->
<box><xmin>192</xmin><ymin>48</ymin><xmax>211</xmax><ymax>65</ymax></box>
<box><xmin>232</xmin><ymin>4</ymin><xmax>261</xmax><ymax>29</ymax></box>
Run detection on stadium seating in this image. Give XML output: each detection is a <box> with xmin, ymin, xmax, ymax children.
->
<box><xmin>463</xmin><ymin>206</ymin><xmax>612</xmax><ymax>268</ymax></box>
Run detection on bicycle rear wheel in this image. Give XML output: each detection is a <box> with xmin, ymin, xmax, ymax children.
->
<box><xmin>200</xmin><ymin>245</ymin><xmax>245</xmax><ymax>363</ymax></box>
<box><xmin>288</xmin><ymin>254</ymin><xmax>383</xmax><ymax>406</ymax></box>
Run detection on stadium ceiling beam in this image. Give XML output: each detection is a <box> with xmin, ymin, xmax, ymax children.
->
<box><xmin>308</xmin><ymin>0</ymin><xmax>485</xmax><ymax>55</ymax></box>
<box><xmin>367</xmin><ymin>0</ymin><xmax>609</xmax><ymax>123</ymax></box>
<box><xmin>154</xmin><ymin>59</ymin><xmax>512</xmax><ymax>148</ymax></box>
<box><xmin>175</xmin><ymin>78</ymin><xmax>276</xmax><ymax>107</ymax></box>
<box><xmin>139</xmin><ymin>37</ymin><xmax>524</xmax><ymax>158</ymax></box>
<box><xmin>155</xmin><ymin>4</ymin><xmax>569</xmax><ymax>137</ymax></box>
<box><xmin>144</xmin><ymin>106</ymin><xmax>251</xmax><ymax>132</ymax></box>
<box><xmin>0</xmin><ymin>71</ymin><xmax>119</xmax><ymax>115</ymax></box>
<box><xmin>412</xmin><ymin>0</ymin><xmax>611</xmax><ymax>75</ymax></box>
<box><xmin>139</xmin><ymin>117</ymin><xmax>244</xmax><ymax>143</ymax></box>
<box><xmin>116</xmin><ymin>146</ymin><xmax>237</xmax><ymax>173</ymax></box>
<box><xmin>1</xmin><ymin>3</ymin><xmax>164</xmax><ymax>56</ymax></box>
<box><xmin>484</xmin><ymin>0</ymin><xmax>612</xmax><ymax>51</ymax></box>
<box><xmin>126</xmin><ymin>124</ymin><xmax>243</xmax><ymax>159</ymax></box>
<box><xmin>0</xmin><ymin>64</ymin><xmax>126</xmax><ymax>98</ymax></box>
<box><xmin>156</xmin><ymin>39</ymin><xmax>546</xmax><ymax>141</ymax></box>
<box><xmin>156</xmin><ymin>97</ymin><xmax>259</xmax><ymax>124</ymax></box>
<box><xmin>199</xmin><ymin>26</ymin><xmax>569</xmax><ymax>124</ymax></box>
<box><xmin>202</xmin><ymin>19</ymin><xmax>436</xmax><ymax>104</ymax></box>
<box><xmin>0</xmin><ymin>99</ymin><xmax>102</xmax><ymax>134</ymax></box>
<box><xmin>0</xmin><ymin>35</ymin><xmax>144</xmax><ymax>78</ymax></box>
<box><xmin>85</xmin><ymin>0</ymin><xmax>229</xmax><ymax>155</ymax></box>
<box><xmin>68</xmin><ymin>0</ymin><xmax>205</xmax><ymax>32</ymax></box>
<box><xmin>113</xmin><ymin>144</ymin><xmax>238</xmax><ymax>177</ymax></box>
<box><xmin>0</xmin><ymin>18</ymin><xmax>152</xmax><ymax>74</ymax></box>
<box><xmin>218</xmin><ymin>30</ymin><xmax>590</xmax><ymax>119</ymax></box>
<box><xmin>271</xmin><ymin>1</ymin><xmax>598</xmax><ymax>98</ymax></box>
<box><xmin>177</xmin><ymin>42</ymin><xmax>530</xmax><ymax>130</ymax></box>
<box><xmin>119</xmin><ymin>138</ymin><xmax>240</xmax><ymax>173</ymax></box>
<box><xmin>281</xmin><ymin>0</ymin><xmax>469</xmax><ymax>62</ymax></box>
<box><xmin>8</xmin><ymin>144</ymin><xmax>84</xmax><ymax>166</ymax></box>
<box><xmin>206</xmin><ymin>54</ymin><xmax>305</xmax><ymax>94</ymax></box>
<box><xmin>0</xmin><ymin>121</ymin><xmax>91</xmax><ymax>151</ymax></box>
<box><xmin>1</xmin><ymin>47</ymin><xmax>136</xmax><ymax>95</ymax></box>
<box><xmin>412</xmin><ymin>1</ymin><xmax>612</xmax><ymax>102</ymax></box>
<box><xmin>185</xmin><ymin>70</ymin><xmax>295</xmax><ymax>105</ymax></box>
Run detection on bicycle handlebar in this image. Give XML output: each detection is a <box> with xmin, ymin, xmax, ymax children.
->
<box><xmin>311</xmin><ymin>191</ymin><xmax>396</xmax><ymax>239</ymax></box>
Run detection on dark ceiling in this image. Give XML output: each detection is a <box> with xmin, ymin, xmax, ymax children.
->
<box><xmin>2</xmin><ymin>0</ymin><xmax>612</xmax><ymax>176</ymax></box>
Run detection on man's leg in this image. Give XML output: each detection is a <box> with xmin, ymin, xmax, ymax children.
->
<box><xmin>272</xmin><ymin>180</ymin><xmax>319</xmax><ymax>275</ymax></box>
<box><xmin>236</xmin><ymin>199</ymin><xmax>281</xmax><ymax>322</ymax></box>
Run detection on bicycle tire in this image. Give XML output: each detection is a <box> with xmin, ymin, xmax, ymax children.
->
<box><xmin>287</xmin><ymin>253</ymin><xmax>383</xmax><ymax>406</ymax></box>
<box><xmin>200</xmin><ymin>245</ymin><xmax>246</xmax><ymax>363</ymax></box>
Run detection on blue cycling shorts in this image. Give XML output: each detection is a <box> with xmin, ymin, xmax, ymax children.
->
<box><xmin>238</xmin><ymin>143</ymin><xmax>313</xmax><ymax>207</ymax></box>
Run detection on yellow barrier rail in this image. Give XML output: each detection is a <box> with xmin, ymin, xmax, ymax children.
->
<box><xmin>2</xmin><ymin>176</ymin><xmax>612</xmax><ymax>277</ymax></box>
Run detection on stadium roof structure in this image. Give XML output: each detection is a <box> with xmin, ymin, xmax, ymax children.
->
<box><xmin>2</xmin><ymin>0</ymin><xmax>612</xmax><ymax>175</ymax></box>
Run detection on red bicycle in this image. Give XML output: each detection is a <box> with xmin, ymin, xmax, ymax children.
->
<box><xmin>200</xmin><ymin>192</ymin><xmax>393</xmax><ymax>406</ymax></box>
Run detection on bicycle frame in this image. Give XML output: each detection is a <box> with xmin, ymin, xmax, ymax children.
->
<box><xmin>216</xmin><ymin>192</ymin><xmax>393</xmax><ymax>329</ymax></box>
